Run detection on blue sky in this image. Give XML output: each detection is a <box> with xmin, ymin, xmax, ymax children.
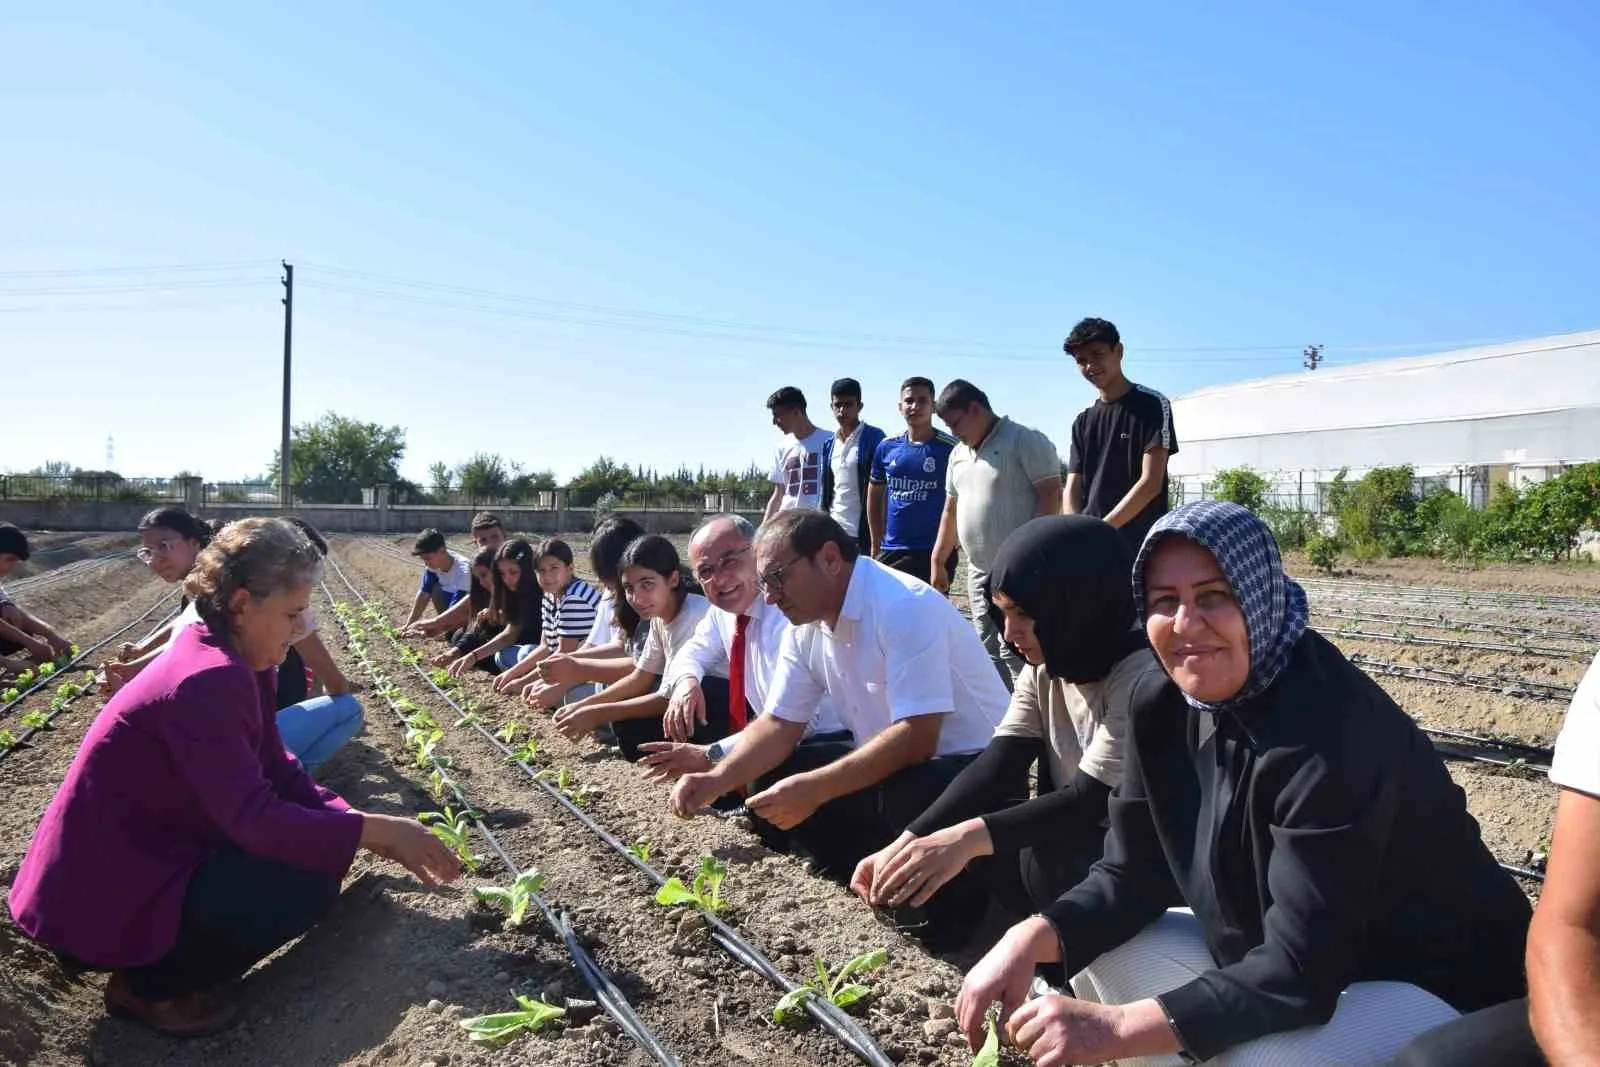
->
<box><xmin>4</xmin><ymin>2</ymin><xmax>1596</xmax><ymax>483</ymax></box>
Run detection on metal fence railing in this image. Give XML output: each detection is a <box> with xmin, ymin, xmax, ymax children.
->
<box><xmin>0</xmin><ymin>475</ymin><xmax>186</xmax><ymax>504</ymax></box>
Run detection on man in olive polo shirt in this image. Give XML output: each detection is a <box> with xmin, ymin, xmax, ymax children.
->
<box><xmin>929</xmin><ymin>380</ymin><xmax>1062</xmax><ymax>689</ymax></box>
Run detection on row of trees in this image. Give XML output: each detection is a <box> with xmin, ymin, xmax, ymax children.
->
<box><xmin>1206</xmin><ymin>463</ymin><xmax>1600</xmax><ymax>567</ymax></box>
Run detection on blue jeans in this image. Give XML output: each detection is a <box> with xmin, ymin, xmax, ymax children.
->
<box><xmin>276</xmin><ymin>693</ymin><xmax>365</xmax><ymax>774</ymax></box>
<box><xmin>493</xmin><ymin>644</ymin><xmax>541</xmax><ymax>672</ymax></box>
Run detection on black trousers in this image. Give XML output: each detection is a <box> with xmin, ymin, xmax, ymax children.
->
<box><xmin>613</xmin><ymin>676</ymin><xmax>735</xmax><ymax>761</ymax></box>
<box><xmin>875</xmin><ymin>547</ymin><xmax>958</xmax><ymax>586</ymax></box>
<box><xmin>449</xmin><ymin>629</ymin><xmax>501</xmax><ymax>675</ymax></box>
<box><xmin>275</xmin><ymin>645</ymin><xmax>309</xmax><ymax>709</ymax></box>
<box><xmin>62</xmin><ymin>846</ymin><xmax>342</xmax><ymax>1001</ymax></box>
<box><xmin>1387</xmin><ymin>997</ymin><xmax>1545</xmax><ymax>1066</ymax></box>
<box><xmin>751</xmin><ymin>738</ymin><xmax>980</xmax><ymax>937</ymax></box>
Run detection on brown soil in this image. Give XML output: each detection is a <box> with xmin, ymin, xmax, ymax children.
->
<box><xmin>1285</xmin><ymin>552</ymin><xmax>1600</xmax><ymax>596</ymax></box>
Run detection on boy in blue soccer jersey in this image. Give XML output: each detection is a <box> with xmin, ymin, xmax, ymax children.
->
<box><xmin>867</xmin><ymin>377</ymin><xmax>959</xmax><ymax>584</ymax></box>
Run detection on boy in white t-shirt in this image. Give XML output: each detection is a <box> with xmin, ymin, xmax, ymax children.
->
<box><xmin>763</xmin><ymin>386</ymin><xmax>832</xmax><ymax>522</ymax></box>
<box><xmin>406</xmin><ymin>528</ymin><xmax>473</xmax><ymax>630</ymax></box>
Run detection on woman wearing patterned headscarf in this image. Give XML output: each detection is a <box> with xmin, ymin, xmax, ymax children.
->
<box><xmin>849</xmin><ymin>515</ymin><xmax>1170</xmax><ymax>917</ymax></box>
<box><xmin>956</xmin><ymin>502</ymin><xmax>1532</xmax><ymax>1067</ymax></box>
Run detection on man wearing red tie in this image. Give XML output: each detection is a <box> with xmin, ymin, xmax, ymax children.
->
<box><xmin>639</xmin><ymin>514</ymin><xmax>843</xmax><ymax>782</ymax></box>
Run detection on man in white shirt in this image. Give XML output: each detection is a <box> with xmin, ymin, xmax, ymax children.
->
<box><xmin>669</xmin><ymin>509</ymin><xmax>1009</xmax><ymax>934</ymax></box>
<box><xmin>763</xmin><ymin>386</ymin><xmax>832</xmax><ymax>522</ymax></box>
<box><xmin>638</xmin><ymin>514</ymin><xmax>843</xmax><ymax>781</ymax></box>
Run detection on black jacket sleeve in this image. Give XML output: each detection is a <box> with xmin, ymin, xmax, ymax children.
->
<box><xmin>1042</xmin><ymin>703</ymin><xmax>1180</xmax><ymax>973</ymax></box>
<box><xmin>1155</xmin><ymin>724</ymin><xmax>1405</xmax><ymax>1060</ymax></box>
<box><xmin>905</xmin><ymin>735</ymin><xmax>1038</xmax><ymax>837</ymax></box>
<box><xmin>981</xmin><ymin>768</ymin><xmax>1110</xmax><ymax>855</ymax></box>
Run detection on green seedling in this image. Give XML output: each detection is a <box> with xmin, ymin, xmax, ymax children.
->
<box><xmin>496</xmin><ymin>720</ymin><xmax>524</xmax><ymax>743</ymax></box>
<box><xmin>773</xmin><ymin>949</ymin><xmax>889</xmax><ymax>1024</ymax></box>
<box><xmin>37</xmin><ymin>662</ymin><xmax>56</xmax><ymax>678</ymax></box>
<box><xmin>0</xmin><ymin>730</ymin><xmax>18</xmax><ymax>752</ymax></box>
<box><xmin>399</xmin><ymin>648</ymin><xmax>424</xmax><ymax>666</ymax></box>
<box><xmin>534</xmin><ymin>766</ymin><xmax>591</xmax><ymax>805</ymax></box>
<box><xmin>16</xmin><ymin>670</ymin><xmax>34</xmax><ymax>687</ymax></box>
<box><xmin>413</xmin><ymin>729</ymin><xmax>452</xmax><ymax>769</ymax></box>
<box><xmin>405</xmin><ymin>709</ymin><xmax>439</xmax><ymax>732</ymax></box>
<box><xmin>655</xmin><ymin>856</ymin><xmax>728</xmax><ymax>915</ymax></box>
<box><xmin>428</xmin><ymin>668</ymin><xmax>453</xmax><ymax>688</ymax></box>
<box><xmin>428</xmin><ymin>768</ymin><xmax>448</xmax><ymax>801</ymax></box>
<box><xmin>971</xmin><ymin>1010</ymin><xmax>1001</xmax><ymax>1067</ymax></box>
<box><xmin>394</xmin><ymin>696</ymin><xmax>418</xmax><ymax>713</ymax></box>
<box><xmin>626</xmin><ymin>840</ymin><xmax>652</xmax><ymax>863</ymax></box>
<box><xmin>506</xmin><ymin>739</ymin><xmax>541</xmax><ymax>765</ymax></box>
<box><xmin>472</xmin><ymin>869</ymin><xmax>547</xmax><ymax>926</ymax></box>
<box><xmin>419</xmin><ymin>805</ymin><xmax>482</xmax><ymax>872</ymax></box>
<box><xmin>20</xmin><ymin>711</ymin><xmax>51</xmax><ymax>730</ymax></box>
<box><xmin>57</xmin><ymin>681</ymin><xmax>83</xmax><ymax>700</ymax></box>
<box><xmin>458</xmin><ymin>993</ymin><xmax>565</xmax><ymax>1046</ymax></box>
<box><xmin>2</xmin><ymin>688</ymin><xmax>18</xmax><ymax>704</ymax></box>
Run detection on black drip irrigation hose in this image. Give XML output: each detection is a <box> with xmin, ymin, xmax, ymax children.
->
<box><xmin>1421</xmin><ymin>725</ymin><xmax>1555</xmax><ymax>765</ymax></box>
<box><xmin>1348</xmin><ymin>654</ymin><xmax>1576</xmax><ymax>703</ymax></box>
<box><xmin>323</xmin><ymin>584</ymin><xmax>682</xmax><ymax>1067</ymax></box>
<box><xmin>1312</xmin><ymin>606</ymin><xmax>1600</xmax><ymax>649</ymax></box>
<box><xmin>325</xmin><ymin>554</ymin><xmax>896</xmax><ymax>1067</ymax></box>
<box><xmin>0</xmin><ymin>588</ymin><xmax>182</xmax><ymax>721</ymax></box>
<box><xmin>1321</xmin><ymin>625</ymin><xmax>1585</xmax><ymax>661</ymax></box>
<box><xmin>5</xmin><ymin>551</ymin><xmax>136</xmax><ymax>598</ymax></box>
<box><xmin>1304</xmin><ymin>586</ymin><xmax>1600</xmax><ymax>622</ymax></box>
<box><xmin>1297</xmin><ymin>576</ymin><xmax>1600</xmax><ymax>614</ymax></box>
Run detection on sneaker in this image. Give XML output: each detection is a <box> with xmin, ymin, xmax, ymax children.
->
<box><xmin>104</xmin><ymin>972</ymin><xmax>240</xmax><ymax>1038</ymax></box>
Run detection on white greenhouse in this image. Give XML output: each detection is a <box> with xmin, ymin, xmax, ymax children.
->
<box><xmin>1168</xmin><ymin>330</ymin><xmax>1600</xmax><ymax>511</ymax></box>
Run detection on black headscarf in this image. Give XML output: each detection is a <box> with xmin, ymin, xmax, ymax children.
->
<box><xmin>984</xmin><ymin>515</ymin><xmax>1147</xmax><ymax>683</ymax></box>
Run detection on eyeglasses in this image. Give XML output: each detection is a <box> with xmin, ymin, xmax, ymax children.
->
<box><xmin>136</xmin><ymin>538</ymin><xmax>181</xmax><ymax>563</ymax></box>
<box><xmin>693</xmin><ymin>545</ymin><xmax>750</xmax><ymax>584</ymax></box>
<box><xmin>755</xmin><ymin>553</ymin><xmax>809</xmax><ymax>595</ymax></box>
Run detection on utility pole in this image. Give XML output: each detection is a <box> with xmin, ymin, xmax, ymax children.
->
<box><xmin>280</xmin><ymin>261</ymin><xmax>294</xmax><ymax>508</ymax></box>
<box><xmin>1303</xmin><ymin>343</ymin><xmax>1324</xmax><ymax>371</ymax></box>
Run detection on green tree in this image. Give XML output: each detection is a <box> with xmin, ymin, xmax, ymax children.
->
<box><xmin>1335</xmin><ymin>465</ymin><xmax>1421</xmax><ymax>557</ymax></box>
<box><xmin>1208</xmin><ymin>467</ymin><xmax>1270</xmax><ymax>513</ymax></box>
<box><xmin>427</xmin><ymin>462</ymin><xmax>454</xmax><ymax>490</ymax></box>
<box><xmin>456</xmin><ymin>453</ymin><xmax>510</xmax><ymax>501</ymax></box>
<box><xmin>571</xmin><ymin>456</ymin><xmax>638</xmax><ymax>497</ymax></box>
<box><xmin>269</xmin><ymin>412</ymin><xmax>406</xmax><ymax>504</ymax></box>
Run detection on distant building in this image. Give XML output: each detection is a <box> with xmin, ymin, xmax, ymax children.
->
<box><xmin>1168</xmin><ymin>330</ymin><xmax>1600</xmax><ymax>511</ymax></box>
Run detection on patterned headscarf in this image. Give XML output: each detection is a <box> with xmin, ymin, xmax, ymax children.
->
<box><xmin>1131</xmin><ymin>501</ymin><xmax>1309</xmax><ymax>712</ymax></box>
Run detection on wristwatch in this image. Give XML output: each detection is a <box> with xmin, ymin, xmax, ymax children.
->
<box><xmin>705</xmin><ymin>740</ymin><xmax>728</xmax><ymax>763</ymax></box>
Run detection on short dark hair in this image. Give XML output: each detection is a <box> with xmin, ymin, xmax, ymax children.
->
<box><xmin>412</xmin><ymin>528</ymin><xmax>447</xmax><ymax>556</ymax></box>
<box><xmin>138</xmin><ymin>506</ymin><xmax>214</xmax><ymax>547</ymax></box>
<box><xmin>409</xmin><ymin>527</ymin><xmax>448</xmax><ymax>556</ymax></box>
<box><xmin>766</xmin><ymin>386</ymin><xmax>807</xmax><ymax>412</ymax></box>
<box><xmin>284</xmin><ymin>517</ymin><xmax>329</xmax><ymax>558</ymax></box>
<box><xmin>935</xmin><ymin>379</ymin><xmax>990</xmax><ymax>416</ymax></box>
<box><xmin>0</xmin><ymin>523</ymin><xmax>29</xmax><ymax>561</ymax></box>
<box><xmin>1063</xmin><ymin>317</ymin><xmax>1121</xmax><ymax>355</ymax></box>
<box><xmin>470</xmin><ymin>511</ymin><xmax>504</xmax><ymax>533</ymax></box>
<box><xmin>900</xmin><ymin>376</ymin><xmax>935</xmax><ymax>396</ymax></box>
<box><xmin>534</xmin><ymin>537</ymin><xmax>575</xmax><ymax>568</ymax></box>
<box><xmin>756</xmin><ymin>508</ymin><xmax>860</xmax><ymax>565</ymax></box>
<box><xmin>830</xmin><ymin>378</ymin><xmax>862</xmax><ymax>401</ymax></box>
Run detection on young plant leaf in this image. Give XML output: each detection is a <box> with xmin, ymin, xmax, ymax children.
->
<box><xmin>654</xmin><ymin>878</ymin><xmax>699</xmax><ymax>908</ymax></box>
<box><xmin>971</xmin><ymin>1010</ymin><xmax>1001</xmax><ymax>1067</ymax></box>
<box><xmin>834</xmin><ymin>948</ymin><xmax>888</xmax><ymax>985</ymax></box>
<box><xmin>0</xmin><ymin>730</ymin><xmax>18</xmax><ymax>751</ymax></box>
<box><xmin>458</xmin><ymin>995</ymin><xmax>565</xmax><ymax>1045</ymax></box>
<box><xmin>830</xmin><ymin>983</ymin><xmax>873</xmax><ymax>1011</ymax></box>
<box><xmin>772</xmin><ymin>986</ymin><xmax>813</xmax><ymax>1025</ymax></box>
<box><xmin>20</xmin><ymin>710</ymin><xmax>51</xmax><ymax>730</ymax></box>
<box><xmin>625</xmin><ymin>840</ymin><xmax>652</xmax><ymax>863</ymax></box>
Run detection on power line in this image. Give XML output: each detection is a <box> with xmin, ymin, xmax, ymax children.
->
<box><xmin>0</xmin><ymin>260</ymin><xmax>277</xmax><ymax>279</ymax></box>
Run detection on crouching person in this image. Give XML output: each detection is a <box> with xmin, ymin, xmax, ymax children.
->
<box><xmin>670</xmin><ymin>509</ymin><xmax>1008</xmax><ymax>943</ymax></box>
<box><xmin>8</xmin><ymin>518</ymin><xmax>460</xmax><ymax>1037</ymax></box>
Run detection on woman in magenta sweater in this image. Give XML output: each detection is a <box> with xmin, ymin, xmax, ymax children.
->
<box><xmin>9</xmin><ymin>517</ymin><xmax>460</xmax><ymax>1037</ymax></box>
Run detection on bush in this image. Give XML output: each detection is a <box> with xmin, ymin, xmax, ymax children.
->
<box><xmin>1307</xmin><ymin>534</ymin><xmax>1340</xmax><ymax>574</ymax></box>
<box><xmin>1470</xmin><ymin>464</ymin><xmax>1600</xmax><ymax>561</ymax></box>
<box><xmin>1209</xmin><ymin>467</ymin><xmax>1269</xmax><ymax>513</ymax></box>
<box><xmin>1260</xmin><ymin>504</ymin><xmax>1316</xmax><ymax>549</ymax></box>
<box><xmin>1413</xmin><ymin>487</ymin><xmax>1482</xmax><ymax>559</ymax></box>
<box><xmin>1335</xmin><ymin>465</ymin><xmax>1421</xmax><ymax>557</ymax></box>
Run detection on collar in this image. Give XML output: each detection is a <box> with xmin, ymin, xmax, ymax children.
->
<box><xmin>835</xmin><ymin>423</ymin><xmax>863</xmax><ymax>444</ymax></box>
<box><xmin>821</xmin><ymin>559</ymin><xmax>868</xmax><ymax>637</ymax></box>
<box><xmin>974</xmin><ymin>414</ymin><xmax>1007</xmax><ymax>452</ymax></box>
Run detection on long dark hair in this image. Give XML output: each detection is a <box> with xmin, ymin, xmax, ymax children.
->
<box><xmin>619</xmin><ymin>534</ymin><xmax>697</xmax><ymax>617</ymax></box>
<box><xmin>138</xmin><ymin>506</ymin><xmax>215</xmax><ymax>547</ymax></box>
<box><xmin>491</xmin><ymin>539</ymin><xmax>543</xmax><ymax>642</ymax></box>
<box><xmin>590</xmin><ymin>516</ymin><xmax>646</xmax><ymax>640</ymax></box>
<box><xmin>470</xmin><ymin>546</ymin><xmax>497</xmax><ymax>618</ymax></box>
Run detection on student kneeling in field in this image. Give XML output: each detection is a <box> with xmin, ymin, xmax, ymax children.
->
<box><xmin>404</xmin><ymin>528</ymin><xmax>472</xmax><ymax>634</ymax></box>
<box><xmin>552</xmin><ymin>534</ymin><xmax>732</xmax><ymax>755</ymax></box>
<box><xmin>670</xmin><ymin>509</ymin><xmax>1008</xmax><ymax>940</ymax></box>
<box><xmin>489</xmin><ymin>538</ymin><xmax>601</xmax><ymax>694</ymax></box>
<box><xmin>0</xmin><ymin>523</ymin><xmax>73</xmax><ymax>671</ymax></box>
<box><xmin>8</xmin><ymin>518</ymin><xmax>459</xmax><ymax>1038</ymax></box>
<box><xmin>851</xmin><ymin>515</ymin><xmax>1160</xmax><ymax>921</ymax></box>
<box><xmin>445</xmin><ymin>539</ymin><xmax>543</xmax><ymax>677</ymax></box>
<box><xmin>519</xmin><ymin>517</ymin><xmax>646</xmax><ymax>709</ymax></box>
<box><xmin>401</xmin><ymin>513</ymin><xmax>508</xmax><ymax>640</ymax></box>
<box><xmin>430</xmin><ymin>547</ymin><xmax>500</xmax><ymax>671</ymax></box>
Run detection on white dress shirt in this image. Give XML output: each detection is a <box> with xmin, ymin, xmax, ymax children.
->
<box><xmin>766</xmin><ymin>557</ymin><xmax>1009</xmax><ymax>756</ymax></box>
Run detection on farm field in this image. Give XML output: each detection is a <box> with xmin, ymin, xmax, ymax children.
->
<box><xmin>0</xmin><ymin>531</ymin><xmax>1596</xmax><ymax>1066</ymax></box>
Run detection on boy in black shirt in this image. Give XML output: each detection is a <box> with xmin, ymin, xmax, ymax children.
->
<box><xmin>1062</xmin><ymin>318</ymin><xmax>1178</xmax><ymax>552</ymax></box>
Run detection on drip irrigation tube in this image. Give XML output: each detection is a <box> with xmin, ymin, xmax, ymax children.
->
<box><xmin>1298</xmin><ymin>577</ymin><xmax>1600</xmax><ymax>615</ymax></box>
<box><xmin>1312</xmin><ymin>607</ymin><xmax>1598</xmax><ymax>652</ymax></box>
<box><xmin>5</xmin><ymin>551</ymin><xmax>136</xmax><ymax>598</ymax></box>
<box><xmin>326</xmin><ymin>553</ymin><xmax>896</xmax><ymax>1067</ymax></box>
<box><xmin>325</xmin><ymin>585</ymin><xmax>682</xmax><ymax>1067</ymax></box>
<box><xmin>1348</xmin><ymin>654</ymin><xmax>1576</xmax><ymax>703</ymax></box>
<box><xmin>0</xmin><ymin>587</ymin><xmax>182</xmax><ymax>720</ymax></box>
<box><xmin>1321</xmin><ymin>625</ymin><xmax>1585</xmax><ymax>661</ymax></box>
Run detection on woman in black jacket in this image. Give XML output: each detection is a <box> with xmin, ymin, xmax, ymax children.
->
<box><xmin>956</xmin><ymin>501</ymin><xmax>1531</xmax><ymax>1066</ymax></box>
<box><xmin>849</xmin><ymin>515</ymin><xmax>1168</xmax><ymax>918</ymax></box>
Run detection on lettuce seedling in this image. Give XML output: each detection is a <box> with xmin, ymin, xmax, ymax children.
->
<box><xmin>496</xmin><ymin>720</ymin><xmax>523</xmax><ymax>743</ymax></box>
<box><xmin>971</xmin><ymin>1010</ymin><xmax>1001</xmax><ymax>1067</ymax></box>
<box><xmin>773</xmin><ymin>949</ymin><xmax>888</xmax><ymax>1024</ymax></box>
<box><xmin>534</xmin><ymin>766</ymin><xmax>591</xmax><ymax>806</ymax></box>
<box><xmin>626</xmin><ymin>840</ymin><xmax>652</xmax><ymax>863</ymax></box>
<box><xmin>0</xmin><ymin>730</ymin><xmax>18</xmax><ymax>751</ymax></box>
<box><xmin>472</xmin><ymin>869</ymin><xmax>547</xmax><ymax>926</ymax></box>
<box><xmin>419</xmin><ymin>805</ymin><xmax>482</xmax><ymax>873</ymax></box>
<box><xmin>20</xmin><ymin>711</ymin><xmax>50</xmax><ymax>730</ymax></box>
<box><xmin>428</xmin><ymin>668</ymin><xmax>453</xmax><ymax>688</ymax></box>
<box><xmin>458</xmin><ymin>994</ymin><xmax>565</xmax><ymax>1046</ymax></box>
<box><xmin>1</xmin><ymin>688</ymin><xmax>18</xmax><ymax>704</ymax></box>
<box><xmin>37</xmin><ymin>662</ymin><xmax>55</xmax><ymax>678</ymax></box>
<box><xmin>15</xmin><ymin>670</ymin><xmax>34</xmax><ymax>686</ymax></box>
<box><xmin>428</xmin><ymin>768</ymin><xmax>448</xmax><ymax>802</ymax></box>
<box><xmin>506</xmin><ymin>739</ymin><xmax>540</xmax><ymax>765</ymax></box>
<box><xmin>413</xmin><ymin>728</ymin><xmax>452</xmax><ymax>769</ymax></box>
<box><xmin>655</xmin><ymin>856</ymin><xmax>728</xmax><ymax>914</ymax></box>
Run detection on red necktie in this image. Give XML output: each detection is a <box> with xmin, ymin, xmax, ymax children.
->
<box><xmin>728</xmin><ymin>613</ymin><xmax>751</xmax><ymax>732</ymax></box>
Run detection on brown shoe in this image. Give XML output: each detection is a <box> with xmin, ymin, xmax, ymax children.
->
<box><xmin>104</xmin><ymin>972</ymin><xmax>240</xmax><ymax>1038</ymax></box>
